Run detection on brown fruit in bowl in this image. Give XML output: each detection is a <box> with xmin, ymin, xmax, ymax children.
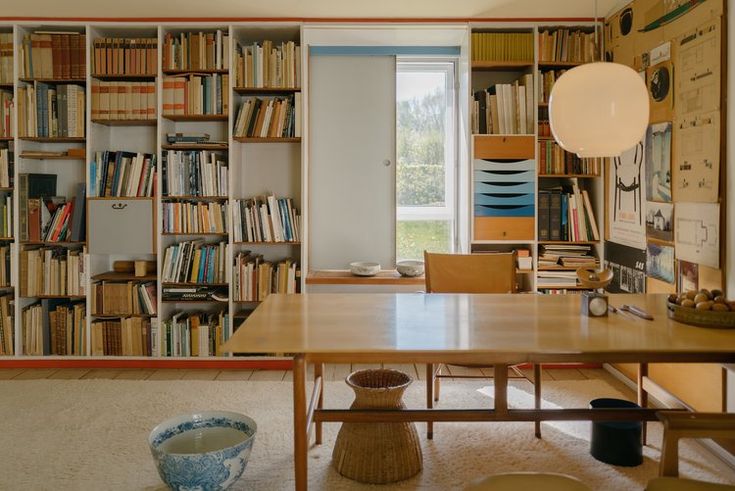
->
<box><xmin>685</xmin><ymin>291</ymin><xmax>697</xmax><ymax>300</ymax></box>
<box><xmin>714</xmin><ymin>295</ymin><xmax>727</xmax><ymax>304</ymax></box>
<box><xmin>696</xmin><ymin>301</ymin><xmax>714</xmax><ymax>311</ymax></box>
<box><xmin>699</xmin><ymin>289</ymin><xmax>712</xmax><ymax>299</ymax></box>
<box><xmin>711</xmin><ymin>289</ymin><xmax>723</xmax><ymax>298</ymax></box>
<box><xmin>712</xmin><ymin>303</ymin><xmax>730</xmax><ymax>312</ymax></box>
<box><xmin>694</xmin><ymin>293</ymin><xmax>709</xmax><ymax>304</ymax></box>
<box><xmin>728</xmin><ymin>301</ymin><xmax>735</xmax><ymax>311</ymax></box>
<box><xmin>681</xmin><ymin>299</ymin><xmax>696</xmax><ymax>308</ymax></box>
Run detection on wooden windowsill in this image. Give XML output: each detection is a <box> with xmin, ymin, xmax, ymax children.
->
<box><xmin>306</xmin><ymin>270</ymin><xmax>425</xmax><ymax>286</ymax></box>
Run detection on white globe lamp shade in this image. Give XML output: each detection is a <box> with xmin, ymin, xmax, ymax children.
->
<box><xmin>549</xmin><ymin>62</ymin><xmax>649</xmax><ymax>158</ymax></box>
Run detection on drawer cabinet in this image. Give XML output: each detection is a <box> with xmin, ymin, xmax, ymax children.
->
<box><xmin>88</xmin><ymin>199</ymin><xmax>154</xmax><ymax>254</ymax></box>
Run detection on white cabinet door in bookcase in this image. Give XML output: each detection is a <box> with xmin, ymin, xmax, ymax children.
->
<box><xmin>309</xmin><ymin>55</ymin><xmax>396</xmax><ymax>270</ymax></box>
<box><xmin>88</xmin><ymin>199</ymin><xmax>154</xmax><ymax>254</ymax></box>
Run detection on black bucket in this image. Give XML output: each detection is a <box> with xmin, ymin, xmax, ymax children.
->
<box><xmin>589</xmin><ymin>398</ymin><xmax>643</xmax><ymax>467</ymax></box>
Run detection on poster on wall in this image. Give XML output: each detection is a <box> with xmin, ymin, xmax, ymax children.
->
<box><xmin>647</xmin><ymin>62</ymin><xmax>673</xmax><ymax>122</ymax></box>
<box><xmin>673</xmin><ymin>111</ymin><xmax>720</xmax><ymax>203</ymax></box>
<box><xmin>675</xmin><ymin>19</ymin><xmax>721</xmax><ymax>119</ymax></box>
<box><xmin>646</xmin><ymin>242</ymin><xmax>675</xmax><ymax>284</ymax></box>
<box><xmin>675</xmin><ymin>202</ymin><xmax>720</xmax><ymax>268</ymax></box>
<box><xmin>645</xmin><ymin>201</ymin><xmax>673</xmax><ymax>242</ymax></box>
<box><xmin>608</xmin><ymin>138</ymin><xmax>647</xmax><ymax>249</ymax></box>
<box><xmin>645</xmin><ymin>123</ymin><xmax>672</xmax><ymax>202</ymax></box>
<box><xmin>604</xmin><ymin>241</ymin><xmax>646</xmax><ymax>293</ymax></box>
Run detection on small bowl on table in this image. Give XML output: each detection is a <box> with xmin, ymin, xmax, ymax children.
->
<box><xmin>149</xmin><ymin>411</ymin><xmax>257</xmax><ymax>491</ymax></box>
<box><xmin>350</xmin><ymin>261</ymin><xmax>381</xmax><ymax>277</ymax></box>
<box><xmin>396</xmin><ymin>260</ymin><xmax>424</xmax><ymax>278</ymax></box>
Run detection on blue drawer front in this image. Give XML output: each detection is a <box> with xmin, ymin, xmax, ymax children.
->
<box><xmin>475</xmin><ymin>192</ymin><xmax>535</xmax><ymax>206</ymax></box>
<box><xmin>474</xmin><ymin>159</ymin><xmax>535</xmax><ymax>172</ymax></box>
<box><xmin>474</xmin><ymin>169</ymin><xmax>535</xmax><ymax>183</ymax></box>
<box><xmin>475</xmin><ymin>204</ymin><xmax>536</xmax><ymax>217</ymax></box>
<box><xmin>475</xmin><ymin>181</ymin><xmax>535</xmax><ymax>194</ymax></box>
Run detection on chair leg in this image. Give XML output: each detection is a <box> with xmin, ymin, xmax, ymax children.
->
<box><xmin>534</xmin><ymin>363</ymin><xmax>542</xmax><ymax>438</ymax></box>
<box><xmin>659</xmin><ymin>432</ymin><xmax>680</xmax><ymax>477</ymax></box>
<box><xmin>426</xmin><ymin>363</ymin><xmax>434</xmax><ymax>440</ymax></box>
<box><xmin>434</xmin><ymin>364</ymin><xmax>441</xmax><ymax>402</ymax></box>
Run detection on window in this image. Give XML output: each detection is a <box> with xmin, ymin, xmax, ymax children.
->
<box><xmin>396</xmin><ymin>61</ymin><xmax>457</xmax><ymax>261</ymax></box>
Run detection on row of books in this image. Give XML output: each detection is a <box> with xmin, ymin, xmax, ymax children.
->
<box><xmin>472</xmin><ymin>74</ymin><xmax>534</xmax><ymax>135</ymax></box>
<box><xmin>31</xmin><ymin>195</ymin><xmax>84</xmax><ymax>243</ymax></box>
<box><xmin>538</xmin><ymin>121</ymin><xmax>552</xmax><ymax>137</ymax></box>
<box><xmin>90</xmin><ymin>151</ymin><xmax>156</xmax><ymax>197</ymax></box>
<box><xmin>91</xmin><ymin>317</ymin><xmax>154</xmax><ymax>356</ymax></box>
<box><xmin>91</xmin><ymin>281</ymin><xmax>157</xmax><ymax>317</ymax></box>
<box><xmin>162</xmin><ymin>201</ymin><xmax>228</xmax><ymax>235</ymax></box>
<box><xmin>233</xmin><ymin>95</ymin><xmax>302</xmax><ymax>138</ymax></box>
<box><xmin>0</xmin><ymin>196</ymin><xmax>10</xmax><ymax>239</ymax></box>
<box><xmin>91</xmin><ymin>81</ymin><xmax>156</xmax><ymax>120</ymax></box>
<box><xmin>538</xmin><ymin>29</ymin><xmax>597</xmax><ymax>63</ymax></box>
<box><xmin>20</xmin><ymin>246</ymin><xmax>86</xmax><ymax>297</ymax></box>
<box><xmin>22</xmin><ymin>300</ymin><xmax>85</xmax><ymax>356</ymax></box>
<box><xmin>0</xmin><ymin>246</ymin><xmax>11</xmax><ymax>287</ymax></box>
<box><xmin>0</xmin><ymin>34</ymin><xmax>12</xmax><ymax>84</ymax></box>
<box><xmin>0</xmin><ymin>91</ymin><xmax>12</xmax><ymax>137</ymax></box>
<box><xmin>0</xmin><ymin>148</ymin><xmax>12</xmax><ymax>188</ymax></box>
<box><xmin>232</xmin><ymin>196</ymin><xmax>300</xmax><ymax>243</ymax></box>
<box><xmin>161</xmin><ymin>311</ymin><xmax>229</xmax><ymax>357</ymax></box>
<box><xmin>538</xmin><ymin>140</ymin><xmax>601</xmax><ymax>176</ymax></box>
<box><xmin>161</xmin><ymin>240</ymin><xmax>226</xmax><ymax>284</ymax></box>
<box><xmin>19</xmin><ymin>173</ymin><xmax>56</xmax><ymax>241</ymax></box>
<box><xmin>92</xmin><ymin>38</ymin><xmax>158</xmax><ymax>76</ymax></box>
<box><xmin>538</xmin><ymin>185</ymin><xmax>600</xmax><ymax>242</ymax></box>
<box><xmin>538</xmin><ymin>244</ymin><xmax>597</xmax><ymax>269</ymax></box>
<box><xmin>162</xmin><ymin>150</ymin><xmax>228</xmax><ymax>197</ymax></box>
<box><xmin>471</xmin><ymin>32</ymin><xmax>533</xmax><ymax>62</ymax></box>
<box><xmin>162</xmin><ymin>31</ymin><xmax>230</xmax><ymax>71</ymax></box>
<box><xmin>161</xmin><ymin>284</ymin><xmax>227</xmax><ymax>302</ymax></box>
<box><xmin>162</xmin><ymin>74</ymin><xmax>229</xmax><ymax>116</ymax></box>
<box><xmin>233</xmin><ymin>253</ymin><xmax>299</xmax><ymax>302</ymax></box>
<box><xmin>19</xmin><ymin>32</ymin><xmax>86</xmax><ymax>80</ymax></box>
<box><xmin>0</xmin><ymin>295</ymin><xmax>12</xmax><ymax>355</ymax></box>
<box><xmin>538</xmin><ymin>69</ymin><xmax>567</xmax><ymax>104</ymax></box>
<box><xmin>234</xmin><ymin>41</ymin><xmax>301</xmax><ymax>88</ymax></box>
<box><xmin>17</xmin><ymin>83</ymin><xmax>86</xmax><ymax>138</ymax></box>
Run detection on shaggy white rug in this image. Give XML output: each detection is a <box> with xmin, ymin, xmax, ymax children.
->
<box><xmin>0</xmin><ymin>377</ymin><xmax>733</xmax><ymax>490</ymax></box>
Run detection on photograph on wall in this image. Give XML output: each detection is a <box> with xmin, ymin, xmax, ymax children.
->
<box><xmin>645</xmin><ymin>122</ymin><xmax>672</xmax><ymax>202</ymax></box>
<box><xmin>646</xmin><ymin>62</ymin><xmax>673</xmax><ymax>123</ymax></box>
<box><xmin>675</xmin><ymin>202</ymin><xmax>720</xmax><ymax>268</ymax></box>
<box><xmin>646</xmin><ymin>242</ymin><xmax>675</xmax><ymax>284</ymax></box>
<box><xmin>609</xmin><ymin>138</ymin><xmax>647</xmax><ymax>249</ymax></box>
<box><xmin>678</xmin><ymin>260</ymin><xmax>699</xmax><ymax>293</ymax></box>
<box><xmin>645</xmin><ymin>201</ymin><xmax>673</xmax><ymax>242</ymax></box>
<box><xmin>604</xmin><ymin>241</ymin><xmax>646</xmax><ymax>293</ymax></box>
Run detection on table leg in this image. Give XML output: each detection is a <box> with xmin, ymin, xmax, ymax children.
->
<box><xmin>494</xmin><ymin>364</ymin><xmax>508</xmax><ymax>416</ymax></box>
<box><xmin>534</xmin><ymin>363</ymin><xmax>542</xmax><ymax>438</ymax></box>
<box><xmin>638</xmin><ymin>363</ymin><xmax>649</xmax><ymax>445</ymax></box>
<box><xmin>426</xmin><ymin>363</ymin><xmax>434</xmax><ymax>440</ymax></box>
<box><xmin>293</xmin><ymin>354</ymin><xmax>308</xmax><ymax>491</ymax></box>
<box><xmin>314</xmin><ymin>363</ymin><xmax>324</xmax><ymax>445</ymax></box>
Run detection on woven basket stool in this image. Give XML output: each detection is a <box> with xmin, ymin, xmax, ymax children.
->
<box><xmin>332</xmin><ymin>368</ymin><xmax>423</xmax><ymax>484</ymax></box>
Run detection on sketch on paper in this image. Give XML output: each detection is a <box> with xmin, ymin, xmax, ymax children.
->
<box><xmin>645</xmin><ymin>123</ymin><xmax>671</xmax><ymax>202</ymax></box>
<box><xmin>675</xmin><ymin>202</ymin><xmax>720</xmax><ymax>268</ymax></box>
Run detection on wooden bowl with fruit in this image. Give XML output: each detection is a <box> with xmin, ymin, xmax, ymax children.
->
<box><xmin>667</xmin><ymin>289</ymin><xmax>735</xmax><ymax>329</ymax></box>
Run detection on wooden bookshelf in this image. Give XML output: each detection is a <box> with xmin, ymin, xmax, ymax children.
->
<box><xmin>233</xmin><ymin>241</ymin><xmax>301</xmax><ymax>245</ymax></box>
<box><xmin>92</xmin><ymin>272</ymin><xmax>157</xmax><ymax>282</ymax></box>
<box><xmin>162</xmin><ymin>114</ymin><xmax>228</xmax><ymax>122</ymax></box>
<box><xmin>538</xmin><ymin>240</ymin><xmax>600</xmax><ymax>245</ymax></box>
<box><xmin>233</xmin><ymin>137</ymin><xmax>301</xmax><ymax>143</ymax></box>
<box><xmin>538</xmin><ymin>174</ymin><xmax>600</xmax><ymax>178</ymax></box>
<box><xmin>19</xmin><ymin>137</ymin><xmax>85</xmax><ymax>143</ymax></box>
<box><xmin>162</xmin><ymin>195</ymin><xmax>228</xmax><ymax>201</ymax></box>
<box><xmin>161</xmin><ymin>232</ymin><xmax>228</xmax><ymax>236</ymax></box>
<box><xmin>537</xmin><ymin>61</ymin><xmax>584</xmax><ymax>68</ymax></box>
<box><xmin>472</xmin><ymin>60</ymin><xmax>533</xmax><ymax>70</ymax></box>
<box><xmin>0</xmin><ymin>83</ymin><xmax>12</xmax><ymax>90</ymax></box>
<box><xmin>87</xmin><ymin>196</ymin><xmax>154</xmax><ymax>201</ymax></box>
<box><xmin>233</xmin><ymin>86</ymin><xmax>300</xmax><ymax>94</ymax></box>
<box><xmin>162</xmin><ymin>69</ymin><xmax>228</xmax><ymax>75</ymax></box>
<box><xmin>18</xmin><ymin>78</ymin><xmax>86</xmax><ymax>84</ymax></box>
<box><xmin>92</xmin><ymin>119</ymin><xmax>157</xmax><ymax>127</ymax></box>
<box><xmin>91</xmin><ymin>73</ymin><xmax>156</xmax><ymax>80</ymax></box>
<box><xmin>161</xmin><ymin>144</ymin><xmax>228</xmax><ymax>151</ymax></box>
<box><xmin>21</xmin><ymin>241</ymin><xmax>86</xmax><ymax>246</ymax></box>
<box><xmin>162</xmin><ymin>282</ymin><xmax>228</xmax><ymax>287</ymax></box>
<box><xmin>19</xmin><ymin>154</ymin><xmax>85</xmax><ymax>160</ymax></box>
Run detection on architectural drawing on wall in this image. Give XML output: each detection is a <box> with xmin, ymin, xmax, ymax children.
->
<box><xmin>645</xmin><ymin>122</ymin><xmax>672</xmax><ymax>202</ymax></box>
<box><xmin>645</xmin><ymin>201</ymin><xmax>673</xmax><ymax>242</ymax></box>
<box><xmin>675</xmin><ymin>19</ymin><xmax>721</xmax><ymax>119</ymax></box>
<box><xmin>609</xmin><ymin>138</ymin><xmax>647</xmax><ymax>248</ymax></box>
<box><xmin>604</xmin><ymin>241</ymin><xmax>646</xmax><ymax>293</ymax></box>
<box><xmin>675</xmin><ymin>202</ymin><xmax>720</xmax><ymax>268</ymax></box>
<box><xmin>678</xmin><ymin>259</ymin><xmax>699</xmax><ymax>292</ymax></box>
<box><xmin>647</xmin><ymin>242</ymin><xmax>675</xmax><ymax>284</ymax></box>
<box><xmin>674</xmin><ymin>110</ymin><xmax>720</xmax><ymax>202</ymax></box>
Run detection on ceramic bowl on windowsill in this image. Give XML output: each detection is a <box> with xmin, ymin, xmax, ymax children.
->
<box><xmin>396</xmin><ymin>260</ymin><xmax>425</xmax><ymax>277</ymax></box>
<box><xmin>350</xmin><ymin>262</ymin><xmax>381</xmax><ymax>277</ymax></box>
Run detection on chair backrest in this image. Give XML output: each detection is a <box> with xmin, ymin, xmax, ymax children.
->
<box><xmin>424</xmin><ymin>251</ymin><xmax>517</xmax><ymax>294</ymax></box>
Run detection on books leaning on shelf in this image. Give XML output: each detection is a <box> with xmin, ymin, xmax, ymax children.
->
<box><xmin>539</xmin><ymin>69</ymin><xmax>567</xmax><ymax>104</ymax></box>
<box><xmin>29</xmin><ymin>194</ymin><xmax>85</xmax><ymax>243</ymax></box>
<box><xmin>0</xmin><ymin>294</ymin><xmax>12</xmax><ymax>355</ymax></box>
<box><xmin>20</xmin><ymin>246</ymin><xmax>87</xmax><ymax>297</ymax></box>
<box><xmin>163</xmin><ymin>150</ymin><xmax>228</xmax><ymax>197</ymax></box>
<box><xmin>233</xmin><ymin>94</ymin><xmax>302</xmax><ymax>138</ymax></box>
<box><xmin>538</xmin><ymin>244</ymin><xmax>596</xmax><ymax>268</ymax></box>
<box><xmin>19</xmin><ymin>31</ymin><xmax>86</xmax><ymax>79</ymax></box>
<box><xmin>17</xmin><ymin>83</ymin><xmax>85</xmax><ymax>138</ymax></box>
<box><xmin>232</xmin><ymin>196</ymin><xmax>300</xmax><ymax>243</ymax></box>
<box><xmin>162</xmin><ymin>74</ymin><xmax>229</xmax><ymax>116</ymax></box>
<box><xmin>538</xmin><ymin>29</ymin><xmax>597</xmax><ymax>63</ymax></box>
<box><xmin>0</xmin><ymin>147</ymin><xmax>13</xmax><ymax>188</ymax></box>
<box><xmin>163</xmin><ymin>201</ymin><xmax>228</xmax><ymax>235</ymax></box>
<box><xmin>0</xmin><ymin>193</ymin><xmax>9</xmax><ymax>238</ymax></box>
<box><xmin>161</xmin><ymin>310</ymin><xmax>229</xmax><ymax>357</ymax></box>
<box><xmin>91</xmin><ymin>80</ymin><xmax>156</xmax><ymax>121</ymax></box>
<box><xmin>22</xmin><ymin>300</ymin><xmax>85</xmax><ymax>356</ymax></box>
<box><xmin>538</xmin><ymin>185</ymin><xmax>600</xmax><ymax>242</ymax></box>
<box><xmin>92</xmin><ymin>38</ymin><xmax>158</xmax><ymax>76</ymax></box>
<box><xmin>0</xmin><ymin>245</ymin><xmax>10</xmax><ymax>286</ymax></box>
<box><xmin>90</xmin><ymin>150</ymin><xmax>156</xmax><ymax>197</ymax></box>
<box><xmin>92</xmin><ymin>281</ymin><xmax>157</xmax><ymax>316</ymax></box>
<box><xmin>234</xmin><ymin>40</ymin><xmax>301</xmax><ymax>88</ymax></box>
<box><xmin>0</xmin><ymin>91</ymin><xmax>13</xmax><ymax>137</ymax></box>
<box><xmin>91</xmin><ymin>317</ymin><xmax>154</xmax><ymax>356</ymax></box>
<box><xmin>233</xmin><ymin>253</ymin><xmax>299</xmax><ymax>302</ymax></box>
<box><xmin>0</xmin><ymin>34</ymin><xmax>12</xmax><ymax>84</ymax></box>
<box><xmin>162</xmin><ymin>30</ymin><xmax>230</xmax><ymax>71</ymax></box>
<box><xmin>162</xmin><ymin>240</ymin><xmax>226</xmax><ymax>284</ymax></box>
<box><xmin>538</xmin><ymin>140</ymin><xmax>601</xmax><ymax>176</ymax></box>
<box><xmin>472</xmin><ymin>74</ymin><xmax>533</xmax><ymax>135</ymax></box>
<box><xmin>471</xmin><ymin>32</ymin><xmax>533</xmax><ymax>62</ymax></box>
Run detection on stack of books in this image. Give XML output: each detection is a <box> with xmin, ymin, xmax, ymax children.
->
<box><xmin>538</xmin><ymin>29</ymin><xmax>597</xmax><ymax>63</ymax></box>
<box><xmin>0</xmin><ymin>33</ymin><xmax>12</xmax><ymax>83</ymax></box>
<box><xmin>91</xmin><ymin>281</ymin><xmax>157</xmax><ymax>316</ymax></box>
<box><xmin>162</xmin><ymin>74</ymin><xmax>229</xmax><ymax>116</ymax></box>
<box><xmin>538</xmin><ymin>184</ymin><xmax>600</xmax><ymax>242</ymax></box>
<box><xmin>161</xmin><ymin>310</ymin><xmax>229</xmax><ymax>357</ymax></box>
<box><xmin>538</xmin><ymin>140</ymin><xmax>601</xmax><ymax>175</ymax></box>
<box><xmin>17</xmin><ymin>83</ymin><xmax>86</xmax><ymax>138</ymax></box>
<box><xmin>162</xmin><ymin>150</ymin><xmax>228</xmax><ymax>197</ymax></box>
<box><xmin>234</xmin><ymin>40</ymin><xmax>301</xmax><ymax>88</ymax></box>
<box><xmin>92</xmin><ymin>38</ymin><xmax>158</xmax><ymax>76</ymax></box>
<box><xmin>162</xmin><ymin>201</ymin><xmax>228</xmax><ymax>235</ymax></box>
<box><xmin>19</xmin><ymin>31</ymin><xmax>86</xmax><ymax>79</ymax></box>
<box><xmin>471</xmin><ymin>32</ymin><xmax>533</xmax><ymax>62</ymax></box>
<box><xmin>91</xmin><ymin>81</ymin><xmax>156</xmax><ymax>120</ymax></box>
<box><xmin>90</xmin><ymin>150</ymin><xmax>156</xmax><ymax>197</ymax></box>
<box><xmin>90</xmin><ymin>317</ymin><xmax>154</xmax><ymax>356</ymax></box>
<box><xmin>0</xmin><ymin>294</ymin><xmax>13</xmax><ymax>355</ymax></box>
<box><xmin>0</xmin><ymin>91</ymin><xmax>12</xmax><ymax>137</ymax></box>
<box><xmin>22</xmin><ymin>300</ymin><xmax>85</xmax><ymax>356</ymax></box>
<box><xmin>233</xmin><ymin>253</ymin><xmax>299</xmax><ymax>301</ymax></box>
<box><xmin>472</xmin><ymin>73</ymin><xmax>533</xmax><ymax>134</ymax></box>
<box><xmin>20</xmin><ymin>246</ymin><xmax>86</xmax><ymax>297</ymax></box>
<box><xmin>0</xmin><ymin>147</ymin><xmax>12</xmax><ymax>188</ymax></box>
<box><xmin>161</xmin><ymin>240</ymin><xmax>226</xmax><ymax>284</ymax></box>
<box><xmin>233</xmin><ymin>95</ymin><xmax>301</xmax><ymax>138</ymax></box>
<box><xmin>538</xmin><ymin>244</ymin><xmax>596</xmax><ymax>268</ymax></box>
<box><xmin>232</xmin><ymin>196</ymin><xmax>300</xmax><ymax>243</ymax></box>
<box><xmin>162</xmin><ymin>31</ymin><xmax>230</xmax><ymax>71</ymax></box>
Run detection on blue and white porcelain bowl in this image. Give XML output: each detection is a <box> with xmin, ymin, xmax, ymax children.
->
<box><xmin>149</xmin><ymin>411</ymin><xmax>257</xmax><ymax>491</ymax></box>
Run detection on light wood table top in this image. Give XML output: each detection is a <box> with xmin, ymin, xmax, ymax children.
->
<box><xmin>222</xmin><ymin>293</ymin><xmax>735</xmax><ymax>363</ymax></box>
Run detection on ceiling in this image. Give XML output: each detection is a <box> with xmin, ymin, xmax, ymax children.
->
<box><xmin>2</xmin><ymin>0</ymin><xmax>626</xmax><ymax>20</ymax></box>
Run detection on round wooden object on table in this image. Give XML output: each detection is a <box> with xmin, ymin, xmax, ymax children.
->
<box><xmin>576</xmin><ymin>267</ymin><xmax>613</xmax><ymax>289</ymax></box>
<box><xmin>332</xmin><ymin>369</ymin><xmax>423</xmax><ymax>484</ymax></box>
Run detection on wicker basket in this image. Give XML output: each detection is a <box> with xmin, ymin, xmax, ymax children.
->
<box><xmin>332</xmin><ymin>369</ymin><xmax>423</xmax><ymax>484</ymax></box>
<box><xmin>667</xmin><ymin>301</ymin><xmax>735</xmax><ymax>329</ymax></box>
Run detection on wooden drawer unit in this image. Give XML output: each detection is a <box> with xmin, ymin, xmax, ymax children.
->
<box><xmin>474</xmin><ymin>217</ymin><xmax>535</xmax><ymax>240</ymax></box>
<box><xmin>473</xmin><ymin>135</ymin><xmax>535</xmax><ymax>160</ymax></box>
<box><xmin>88</xmin><ymin>198</ymin><xmax>155</xmax><ymax>254</ymax></box>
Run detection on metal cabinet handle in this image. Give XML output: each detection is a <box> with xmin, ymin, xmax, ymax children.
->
<box><xmin>111</xmin><ymin>203</ymin><xmax>128</xmax><ymax>210</ymax></box>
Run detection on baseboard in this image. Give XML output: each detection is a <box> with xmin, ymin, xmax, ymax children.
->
<box><xmin>603</xmin><ymin>363</ymin><xmax>735</xmax><ymax>471</ymax></box>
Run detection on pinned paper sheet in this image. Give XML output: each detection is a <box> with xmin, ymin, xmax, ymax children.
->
<box><xmin>673</xmin><ymin>111</ymin><xmax>720</xmax><ymax>202</ymax></box>
<box><xmin>675</xmin><ymin>19</ymin><xmax>721</xmax><ymax>119</ymax></box>
<box><xmin>609</xmin><ymin>139</ymin><xmax>647</xmax><ymax>249</ymax></box>
<box><xmin>604</xmin><ymin>241</ymin><xmax>647</xmax><ymax>293</ymax></box>
<box><xmin>645</xmin><ymin>122</ymin><xmax>672</xmax><ymax>202</ymax></box>
<box><xmin>647</xmin><ymin>61</ymin><xmax>673</xmax><ymax>122</ymax></box>
<box><xmin>647</xmin><ymin>242</ymin><xmax>675</xmax><ymax>284</ymax></box>
<box><xmin>645</xmin><ymin>201</ymin><xmax>674</xmax><ymax>242</ymax></box>
<box><xmin>675</xmin><ymin>202</ymin><xmax>719</xmax><ymax>268</ymax></box>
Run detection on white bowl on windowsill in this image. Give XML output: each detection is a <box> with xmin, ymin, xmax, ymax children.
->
<box><xmin>396</xmin><ymin>260</ymin><xmax>425</xmax><ymax>277</ymax></box>
<box><xmin>350</xmin><ymin>262</ymin><xmax>381</xmax><ymax>277</ymax></box>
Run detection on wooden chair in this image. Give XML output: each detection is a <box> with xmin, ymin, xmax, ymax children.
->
<box><xmin>423</xmin><ymin>251</ymin><xmax>542</xmax><ymax>439</ymax></box>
